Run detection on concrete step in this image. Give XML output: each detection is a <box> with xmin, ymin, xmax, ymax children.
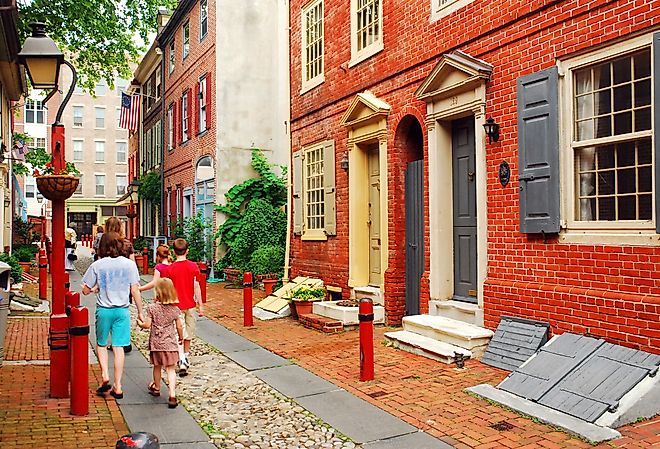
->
<box><xmin>384</xmin><ymin>330</ymin><xmax>472</xmax><ymax>364</ymax></box>
<box><xmin>298</xmin><ymin>313</ymin><xmax>344</xmax><ymax>333</ymax></box>
<box><xmin>430</xmin><ymin>300</ymin><xmax>483</xmax><ymax>326</ymax></box>
<box><xmin>353</xmin><ymin>286</ymin><xmax>383</xmax><ymax>305</ymax></box>
<box><xmin>403</xmin><ymin>315</ymin><xmax>493</xmax><ymax>357</ymax></box>
<box><xmin>313</xmin><ymin>301</ymin><xmax>385</xmax><ymax>326</ymax></box>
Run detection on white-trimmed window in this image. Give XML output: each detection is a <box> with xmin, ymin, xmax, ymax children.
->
<box><xmin>116</xmin><ymin>107</ymin><xmax>121</xmax><ymax>128</ymax></box>
<box><xmin>431</xmin><ymin>0</ymin><xmax>475</xmax><ymax>21</ymax></box>
<box><xmin>169</xmin><ymin>41</ymin><xmax>175</xmax><ymax>74</ymax></box>
<box><xmin>182</xmin><ymin>22</ymin><xmax>190</xmax><ymax>59</ymax></box>
<box><xmin>25</xmin><ymin>177</ymin><xmax>35</xmax><ymax>198</ymax></box>
<box><xmin>95</xmin><ymin>81</ymin><xmax>107</xmax><ymax>96</ymax></box>
<box><xmin>75</xmin><ymin>175</ymin><xmax>83</xmax><ymax>195</ymax></box>
<box><xmin>25</xmin><ymin>99</ymin><xmax>44</xmax><ymax>124</ymax></box>
<box><xmin>167</xmin><ymin>104</ymin><xmax>174</xmax><ymax>151</ymax></box>
<box><xmin>95</xmin><ymin>141</ymin><xmax>105</xmax><ymax>162</ymax></box>
<box><xmin>562</xmin><ymin>35</ymin><xmax>654</xmax><ymax>232</ymax></box>
<box><xmin>95</xmin><ymin>174</ymin><xmax>105</xmax><ymax>196</ymax></box>
<box><xmin>200</xmin><ymin>0</ymin><xmax>208</xmax><ymax>40</ymax></box>
<box><xmin>198</xmin><ymin>76</ymin><xmax>207</xmax><ymax>133</ymax></box>
<box><xmin>301</xmin><ymin>0</ymin><xmax>324</xmax><ymax>92</ymax></box>
<box><xmin>116</xmin><ymin>79</ymin><xmax>127</xmax><ymax>97</ymax></box>
<box><xmin>35</xmin><ymin>138</ymin><xmax>46</xmax><ymax>149</ymax></box>
<box><xmin>116</xmin><ymin>174</ymin><xmax>127</xmax><ymax>196</ymax></box>
<box><xmin>304</xmin><ymin>144</ymin><xmax>325</xmax><ymax>232</ymax></box>
<box><xmin>73</xmin><ymin>106</ymin><xmax>83</xmax><ymax>127</ymax></box>
<box><xmin>116</xmin><ymin>141</ymin><xmax>127</xmax><ymax>163</ymax></box>
<box><xmin>182</xmin><ymin>91</ymin><xmax>189</xmax><ymax>142</ymax></box>
<box><xmin>350</xmin><ymin>0</ymin><xmax>383</xmax><ymax>66</ymax></box>
<box><xmin>73</xmin><ymin>139</ymin><xmax>84</xmax><ymax>162</ymax></box>
<box><xmin>95</xmin><ymin>107</ymin><xmax>105</xmax><ymax>128</ymax></box>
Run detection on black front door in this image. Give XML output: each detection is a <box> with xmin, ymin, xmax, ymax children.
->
<box><xmin>452</xmin><ymin>117</ymin><xmax>477</xmax><ymax>303</ymax></box>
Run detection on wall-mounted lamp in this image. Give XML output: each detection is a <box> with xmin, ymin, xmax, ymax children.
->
<box><xmin>340</xmin><ymin>153</ymin><xmax>349</xmax><ymax>171</ymax></box>
<box><xmin>483</xmin><ymin>117</ymin><xmax>500</xmax><ymax>143</ymax></box>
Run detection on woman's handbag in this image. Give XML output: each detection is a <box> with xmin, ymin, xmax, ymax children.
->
<box><xmin>67</xmin><ymin>253</ymin><xmax>78</xmax><ymax>261</ymax></box>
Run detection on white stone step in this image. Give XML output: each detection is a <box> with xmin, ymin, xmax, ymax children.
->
<box><xmin>353</xmin><ymin>286</ymin><xmax>383</xmax><ymax>305</ymax></box>
<box><xmin>384</xmin><ymin>330</ymin><xmax>472</xmax><ymax>364</ymax></box>
<box><xmin>430</xmin><ymin>300</ymin><xmax>483</xmax><ymax>326</ymax></box>
<box><xmin>312</xmin><ymin>301</ymin><xmax>385</xmax><ymax>326</ymax></box>
<box><xmin>403</xmin><ymin>315</ymin><xmax>493</xmax><ymax>356</ymax></box>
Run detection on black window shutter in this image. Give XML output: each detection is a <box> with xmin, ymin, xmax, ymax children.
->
<box><xmin>517</xmin><ymin>66</ymin><xmax>560</xmax><ymax>234</ymax></box>
<box><xmin>654</xmin><ymin>32</ymin><xmax>660</xmax><ymax>232</ymax></box>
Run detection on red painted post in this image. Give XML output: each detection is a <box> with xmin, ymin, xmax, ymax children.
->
<box><xmin>243</xmin><ymin>272</ymin><xmax>253</xmax><ymax>327</ymax></box>
<box><xmin>65</xmin><ymin>290</ymin><xmax>79</xmax><ymax>312</ymax></box>
<box><xmin>39</xmin><ymin>253</ymin><xmax>48</xmax><ymax>300</ymax></box>
<box><xmin>142</xmin><ymin>247</ymin><xmax>149</xmax><ymax>274</ymax></box>
<box><xmin>69</xmin><ymin>301</ymin><xmax>89</xmax><ymax>416</ymax></box>
<box><xmin>50</xmin><ymin>123</ymin><xmax>69</xmax><ymax>398</ymax></box>
<box><xmin>359</xmin><ymin>298</ymin><xmax>374</xmax><ymax>382</ymax></box>
<box><xmin>198</xmin><ymin>262</ymin><xmax>207</xmax><ymax>304</ymax></box>
<box><xmin>64</xmin><ymin>272</ymin><xmax>70</xmax><ymax>292</ymax></box>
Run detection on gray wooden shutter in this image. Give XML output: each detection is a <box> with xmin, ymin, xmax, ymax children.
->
<box><xmin>323</xmin><ymin>140</ymin><xmax>337</xmax><ymax>236</ymax></box>
<box><xmin>654</xmin><ymin>32</ymin><xmax>660</xmax><ymax>233</ymax></box>
<box><xmin>517</xmin><ymin>66</ymin><xmax>560</xmax><ymax>234</ymax></box>
<box><xmin>293</xmin><ymin>150</ymin><xmax>303</xmax><ymax>235</ymax></box>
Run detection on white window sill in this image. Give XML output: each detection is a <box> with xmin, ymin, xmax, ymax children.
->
<box><xmin>300</xmin><ymin>76</ymin><xmax>325</xmax><ymax>95</ymax></box>
<box><xmin>301</xmin><ymin>232</ymin><xmax>328</xmax><ymax>241</ymax></box>
<box><xmin>559</xmin><ymin>229</ymin><xmax>660</xmax><ymax>246</ymax></box>
<box><xmin>348</xmin><ymin>43</ymin><xmax>383</xmax><ymax>68</ymax></box>
<box><xmin>430</xmin><ymin>0</ymin><xmax>475</xmax><ymax>22</ymax></box>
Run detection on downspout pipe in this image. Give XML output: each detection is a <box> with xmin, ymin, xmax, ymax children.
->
<box><xmin>282</xmin><ymin>0</ymin><xmax>292</xmax><ymax>284</ymax></box>
<box><xmin>159</xmin><ymin>43</ymin><xmax>166</xmax><ymax>237</ymax></box>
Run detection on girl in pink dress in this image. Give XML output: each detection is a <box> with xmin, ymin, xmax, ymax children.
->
<box><xmin>137</xmin><ymin>278</ymin><xmax>183</xmax><ymax>408</ymax></box>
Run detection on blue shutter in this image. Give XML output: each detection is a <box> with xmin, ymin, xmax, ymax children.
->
<box><xmin>654</xmin><ymin>32</ymin><xmax>660</xmax><ymax>232</ymax></box>
<box><xmin>517</xmin><ymin>66</ymin><xmax>560</xmax><ymax>234</ymax></box>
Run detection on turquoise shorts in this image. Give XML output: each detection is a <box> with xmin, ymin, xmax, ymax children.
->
<box><xmin>95</xmin><ymin>306</ymin><xmax>131</xmax><ymax>347</ymax></box>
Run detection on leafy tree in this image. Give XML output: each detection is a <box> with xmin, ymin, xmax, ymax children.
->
<box><xmin>18</xmin><ymin>0</ymin><xmax>177</xmax><ymax>91</ymax></box>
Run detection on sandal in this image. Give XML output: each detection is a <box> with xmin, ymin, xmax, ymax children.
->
<box><xmin>109</xmin><ymin>388</ymin><xmax>124</xmax><ymax>399</ymax></box>
<box><xmin>148</xmin><ymin>382</ymin><xmax>160</xmax><ymax>397</ymax></box>
<box><xmin>96</xmin><ymin>381</ymin><xmax>111</xmax><ymax>395</ymax></box>
<box><xmin>168</xmin><ymin>396</ymin><xmax>178</xmax><ymax>408</ymax></box>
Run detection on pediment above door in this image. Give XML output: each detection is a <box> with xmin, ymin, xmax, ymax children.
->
<box><xmin>415</xmin><ymin>50</ymin><xmax>493</xmax><ymax>103</ymax></box>
<box><xmin>340</xmin><ymin>90</ymin><xmax>391</xmax><ymax>129</ymax></box>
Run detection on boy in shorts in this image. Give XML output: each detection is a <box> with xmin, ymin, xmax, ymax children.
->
<box><xmin>165</xmin><ymin>238</ymin><xmax>203</xmax><ymax>376</ymax></box>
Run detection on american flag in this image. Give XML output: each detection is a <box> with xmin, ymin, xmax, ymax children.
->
<box><xmin>119</xmin><ymin>92</ymin><xmax>140</xmax><ymax>131</ymax></box>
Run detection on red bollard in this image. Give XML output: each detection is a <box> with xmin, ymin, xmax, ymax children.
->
<box><xmin>39</xmin><ymin>254</ymin><xmax>48</xmax><ymax>300</ymax></box>
<box><xmin>64</xmin><ymin>272</ymin><xmax>70</xmax><ymax>291</ymax></box>
<box><xmin>359</xmin><ymin>297</ymin><xmax>374</xmax><ymax>381</ymax></box>
<box><xmin>142</xmin><ymin>247</ymin><xmax>149</xmax><ymax>274</ymax></box>
<box><xmin>49</xmin><ymin>314</ymin><xmax>70</xmax><ymax>398</ymax></box>
<box><xmin>243</xmin><ymin>272</ymin><xmax>254</xmax><ymax>327</ymax></box>
<box><xmin>65</xmin><ymin>290</ymin><xmax>80</xmax><ymax>312</ymax></box>
<box><xmin>69</xmin><ymin>301</ymin><xmax>89</xmax><ymax>416</ymax></box>
<box><xmin>197</xmin><ymin>262</ymin><xmax>208</xmax><ymax>304</ymax></box>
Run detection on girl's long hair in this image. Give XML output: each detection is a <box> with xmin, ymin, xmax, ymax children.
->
<box><xmin>156</xmin><ymin>244</ymin><xmax>173</xmax><ymax>263</ymax></box>
<box><xmin>155</xmin><ymin>278</ymin><xmax>178</xmax><ymax>305</ymax></box>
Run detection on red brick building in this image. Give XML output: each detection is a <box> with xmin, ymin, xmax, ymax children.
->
<box><xmin>289</xmin><ymin>0</ymin><xmax>660</xmax><ymax>353</ymax></box>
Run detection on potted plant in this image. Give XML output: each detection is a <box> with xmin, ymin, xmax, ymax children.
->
<box><xmin>287</xmin><ymin>285</ymin><xmax>326</xmax><ymax>317</ymax></box>
<box><xmin>13</xmin><ymin>147</ymin><xmax>80</xmax><ymax>201</ymax></box>
<box><xmin>13</xmin><ymin>245</ymin><xmax>36</xmax><ymax>273</ymax></box>
<box><xmin>132</xmin><ymin>236</ymin><xmax>147</xmax><ymax>272</ymax></box>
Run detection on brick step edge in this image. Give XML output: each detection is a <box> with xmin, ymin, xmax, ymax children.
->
<box><xmin>299</xmin><ymin>313</ymin><xmax>344</xmax><ymax>333</ymax></box>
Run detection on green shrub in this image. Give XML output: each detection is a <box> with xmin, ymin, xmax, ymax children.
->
<box><xmin>0</xmin><ymin>252</ymin><xmax>22</xmax><ymax>283</ymax></box>
<box><xmin>183</xmin><ymin>214</ymin><xmax>214</xmax><ymax>262</ymax></box>
<box><xmin>133</xmin><ymin>236</ymin><xmax>147</xmax><ymax>252</ymax></box>
<box><xmin>13</xmin><ymin>245</ymin><xmax>37</xmax><ymax>263</ymax></box>
<box><xmin>246</xmin><ymin>245</ymin><xmax>285</xmax><ymax>276</ymax></box>
<box><xmin>287</xmin><ymin>285</ymin><xmax>325</xmax><ymax>301</ymax></box>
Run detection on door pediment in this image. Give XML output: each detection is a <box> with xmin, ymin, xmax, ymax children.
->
<box><xmin>415</xmin><ymin>50</ymin><xmax>493</xmax><ymax>103</ymax></box>
<box><xmin>340</xmin><ymin>90</ymin><xmax>391</xmax><ymax>129</ymax></box>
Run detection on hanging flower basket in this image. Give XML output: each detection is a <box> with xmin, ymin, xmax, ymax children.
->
<box><xmin>36</xmin><ymin>175</ymin><xmax>80</xmax><ymax>201</ymax></box>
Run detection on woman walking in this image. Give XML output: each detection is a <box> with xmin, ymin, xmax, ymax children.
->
<box><xmin>81</xmin><ymin>232</ymin><xmax>144</xmax><ymax>399</ymax></box>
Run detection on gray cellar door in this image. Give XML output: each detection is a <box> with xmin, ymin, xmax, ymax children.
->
<box><xmin>405</xmin><ymin>159</ymin><xmax>424</xmax><ymax>316</ymax></box>
<box><xmin>452</xmin><ymin>117</ymin><xmax>477</xmax><ymax>303</ymax></box>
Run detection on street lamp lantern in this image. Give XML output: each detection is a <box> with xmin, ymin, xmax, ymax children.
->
<box><xmin>36</xmin><ymin>193</ymin><xmax>43</xmax><ymax>203</ymax></box>
<box><xmin>17</xmin><ymin>22</ymin><xmax>64</xmax><ymax>90</ymax></box>
<box><xmin>127</xmin><ymin>177</ymin><xmax>141</xmax><ymax>199</ymax></box>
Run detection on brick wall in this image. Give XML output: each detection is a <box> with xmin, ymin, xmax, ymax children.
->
<box><xmin>162</xmin><ymin>0</ymin><xmax>216</xmax><ymax>231</ymax></box>
<box><xmin>290</xmin><ymin>0</ymin><xmax>660</xmax><ymax>351</ymax></box>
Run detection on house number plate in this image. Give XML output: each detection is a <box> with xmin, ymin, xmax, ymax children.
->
<box><xmin>499</xmin><ymin>160</ymin><xmax>510</xmax><ymax>187</ymax></box>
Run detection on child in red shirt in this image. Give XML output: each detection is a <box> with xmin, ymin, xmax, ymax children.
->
<box><xmin>165</xmin><ymin>238</ymin><xmax>203</xmax><ymax>376</ymax></box>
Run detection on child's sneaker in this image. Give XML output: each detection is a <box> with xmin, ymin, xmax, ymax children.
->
<box><xmin>178</xmin><ymin>359</ymin><xmax>189</xmax><ymax>377</ymax></box>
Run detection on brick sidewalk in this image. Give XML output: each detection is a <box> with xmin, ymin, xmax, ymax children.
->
<box><xmin>0</xmin><ymin>317</ymin><xmax>129</xmax><ymax>449</ymax></box>
<box><xmin>202</xmin><ymin>282</ymin><xmax>660</xmax><ymax>449</ymax></box>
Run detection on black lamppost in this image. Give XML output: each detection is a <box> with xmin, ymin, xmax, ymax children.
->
<box><xmin>126</xmin><ymin>178</ymin><xmax>141</xmax><ymax>243</ymax></box>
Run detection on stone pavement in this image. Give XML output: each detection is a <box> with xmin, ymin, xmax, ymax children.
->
<box><xmin>200</xmin><ymin>281</ymin><xmax>660</xmax><ymax>449</ymax></box>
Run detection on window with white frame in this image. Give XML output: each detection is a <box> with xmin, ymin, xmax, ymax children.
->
<box><xmin>116</xmin><ymin>175</ymin><xmax>127</xmax><ymax>196</ymax></box>
<box><xmin>183</xmin><ymin>22</ymin><xmax>190</xmax><ymax>59</ymax></box>
<box><xmin>565</xmin><ymin>39</ymin><xmax>653</xmax><ymax>228</ymax></box>
<box><xmin>116</xmin><ymin>79</ymin><xmax>127</xmax><ymax>97</ymax></box>
<box><xmin>182</xmin><ymin>91</ymin><xmax>189</xmax><ymax>141</ymax></box>
<box><xmin>25</xmin><ymin>99</ymin><xmax>45</xmax><ymax>124</ymax></box>
<box><xmin>95</xmin><ymin>81</ymin><xmax>107</xmax><ymax>96</ymax></box>
<box><xmin>198</xmin><ymin>76</ymin><xmax>207</xmax><ymax>132</ymax></box>
<box><xmin>167</xmin><ymin>104</ymin><xmax>174</xmax><ymax>150</ymax></box>
<box><xmin>304</xmin><ymin>144</ymin><xmax>325</xmax><ymax>231</ymax></box>
<box><xmin>169</xmin><ymin>41</ymin><xmax>175</xmax><ymax>74</ymax></box>
<box><xmin>350</xmin><ymin>0</ymin><xmax>382</xmax><ymax>65</ymax></box>
<box><xmin>116</xmin><ymin>141</ymin><xmax>127</xmax><ymax>163</ymax></box>
<box><xmin>35</xmin><ymin>138</ymin><xmax>45</xmax><ymax>149</ymax></box>
<box><xmin>73</xmin><ymin>106</ymin><xmax>83</xmax><ymax>127</ymax></box>
<box><xmin>95</xmin><ymin>107</ymin><xmax>105</xmax><ymax>128</ymax></box>
<box><xmin>95</xmin><ymin>175</ymin><xmax>105</xmax><ymax>196</ymax></box>
<box><xmin>25</xmin><ymin>178</ymin><xmax>35</xmax><ymax>198</ymax></box>
<box><xmin>200</xmin><ymin>0</ymin><xmax>208</xmax><ymax>40</ymax></box>
<box><xmin>431</xmin><ymin>0</ymin><xmax>475</xmax><ymax>21</ymax></box>
<box><xmin>95</xmin><ymin>141</ymin><xmax>105</xmax><ymax>162</ymax></box>
<box><xmin>155</xmin><ymin>70</ymin><xmax>162</xmax><ymax>99</ymax></box>
<box><xmin>302</xmin><ymin>0</ymin><xmax>324</xmax><ymax>91</ymax></box>
<box><xmin>116</xmin><ymin>107</ymin><xmax>121</xmax><ymax>128</ymax></box>
<box><xmin>75</xmin><ymin>175</ymin><xmax>83</xmax><ymax>195</ymax></box>
<box><xmin>73</xmin><ymin>140</ymin><xmax>84</xmax><ymax>161</ymax></box>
